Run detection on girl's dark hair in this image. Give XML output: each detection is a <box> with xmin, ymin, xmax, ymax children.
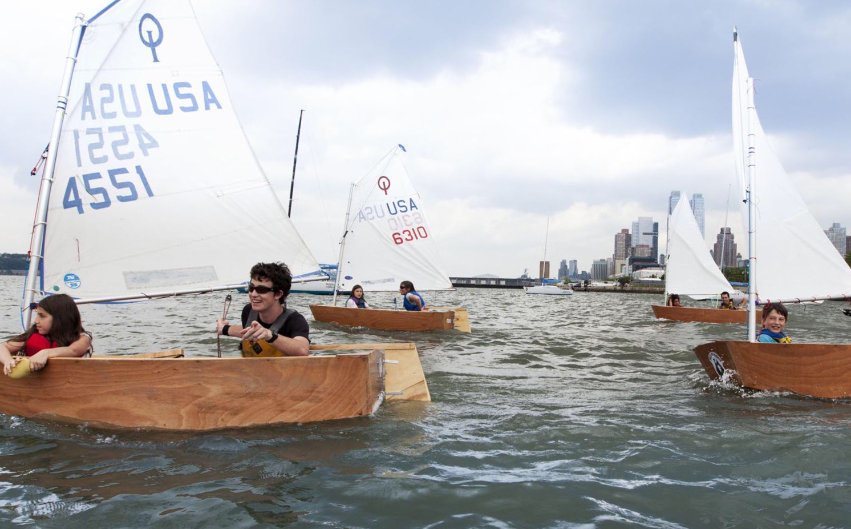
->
<box><xmin>351</xmin><ymin>284</ymin><xmax>366</xmax><ymax>299</ymax></box>
<box><xmin>762</xmin><ymin>302</ymin><xmax>788</xmax><ymax>320</ymax></box>
<box><xmin>400</xmin><ymin>280</ymin><xmax>415</xmax><ymax>292</ymax></box>
<box><xmin>13</xmin><ymin>294</ymin><xmax>86</xmax><ymax>346</ymax></box>
<box><xmin>250</xmin><ymin>262</ymin><xmax>292</xmax><ymax>305</ymax></box>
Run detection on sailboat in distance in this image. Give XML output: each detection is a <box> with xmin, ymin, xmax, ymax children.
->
<box><xmin>694</xmin><ymin>29</ymin><xmax>851</xmax><ymax>398</ymax></box>
<box><xmin>651</xmin><ymin>192</ymin><xmax>755</xmax><ymax>322</ymax></box>
<box><xmin>310</xmin><ymin>145</ymin><xmax>471</xmax><ymax>332</ymax></box>
<box><xmin>2</xmin><ymin>0</ymin><xmax>429</xmax><ymax>430</ymax></box>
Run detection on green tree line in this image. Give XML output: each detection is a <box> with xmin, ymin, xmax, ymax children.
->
<box><xmin>0</xmin><ymin>253</ymin><xmax>28</xmax><ymax>271</ymax></box>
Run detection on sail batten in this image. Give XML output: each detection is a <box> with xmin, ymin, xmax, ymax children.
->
<box><xmin>28</xmin><ymin>0</ymin><xmax>320</xmax><ymax>305</ymax></box>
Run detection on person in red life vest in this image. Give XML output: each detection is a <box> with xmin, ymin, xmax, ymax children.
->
<box><xmin>1</xmin><ymin>294</ymin><xmax>93</xmax><ymax>376</ymax></box>
<box><xmin>216</xmin><ymin>262</ymin><xmax>310</xmax><ymax>357</ymax></box>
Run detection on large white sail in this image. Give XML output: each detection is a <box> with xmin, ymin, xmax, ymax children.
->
<box><xmin>733</xmin><ymin>32</ymin><xmax>851</xmax><ymax>302</ymax></box>
<box><xmin>665</xmin><ymin>192</ymin><xmax>734</xmax><ymax>299</ymax></box>
<box><xmin>336</xmin><ymin>146</ymin><xmax>453</xmax><ymax>292</ymax></box>
<box><xmin>32</xmin><ymin>0</ymin><xmax>319</xmax><ymax>302</ymax></box>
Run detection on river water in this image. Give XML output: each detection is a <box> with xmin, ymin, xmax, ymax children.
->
<box><xmin>1</xmin><ymin>274</ymin><xmax>850</xmax><ymax>528</ymax></box>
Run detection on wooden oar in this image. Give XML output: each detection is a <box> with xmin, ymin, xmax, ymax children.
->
<box><xmin>217</xmin><ymin>294</ymin><xmax>232</xmax><ymax>358</ymax></box>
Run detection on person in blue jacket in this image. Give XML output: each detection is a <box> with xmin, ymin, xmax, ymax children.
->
<box><xmin>399</xmin><ymin>281</ymin><xmax>426</xmax><ymax>311</ymax></box>
<box><xmin>758</xmin><ymin>302</ymin><xmax>790</xmax><ymax>343</ymax></box>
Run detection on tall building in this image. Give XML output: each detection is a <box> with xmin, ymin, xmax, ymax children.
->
<box><xmin>539</xmin><ymin>261</ymin><xmax>550</xmax><ymax>280</ymax></box>
<box><xmin>591</xmin><ymin>259</ymin><xmax>608</xmax><ymax>280</ymax></box>
<box><xmin>568</xmin><ymin>259</ymin><xmax>578</xmax><ymax>278</ymax></box>
<box><xmin>558</xmin><ymin>259</ymin><xmax>568</xmax><ymax>280</ymax></box>
<box><xmin>614</xmin><ymin>228</ymin><xmax>631</xmax><ymax>276</ymax></box>
<box><xmin>712</xmin><ymin>227</ymin><xmax>738</xmax><ymax>268</ymax></box>
<box><xmin>690</xmin><ymin>193</ymin><xmax>705</xmax><ymax>238</ymax></box>
<box><xmin>630</xmin><ymin>217</ymin><xmax>659</xmax><ymax>262</ymax></box>
<box><xmin>668</xmin><ymin>191</ymin><xmax>681</xmax><ymax>214</ymax></box>
<box><xmin>825</xmin><ymin>222</ymin><xmax>847</xmax><ymax>256</ymax></box>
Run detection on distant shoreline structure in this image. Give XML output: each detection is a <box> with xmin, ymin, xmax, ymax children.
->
<box><xmin>451</xmin><ymin>276</ymin><xmax>664</xmax><ymax>293</ymax></box>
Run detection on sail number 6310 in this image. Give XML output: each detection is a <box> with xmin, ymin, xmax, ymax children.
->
<box><xmin>392</xmin><ymin>226</ymin><xmax>428</xmax><ymax>245</ymax></box>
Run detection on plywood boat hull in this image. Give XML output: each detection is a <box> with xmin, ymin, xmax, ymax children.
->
<box><xmin>651</xmin><ymin>305</ymin><xmax>760</xmax><ymax>323</ymax></box>
<box><xmin>309</xmin><ymin>305</ymin><xmax>471</xmax><ymax>333</ymax></box>
<box><xmin>694</xmin><ymin>341</ymin><xmax>851</xmax><ymax>398</ymax></box>
<box><xmin>0</xmin><ymin>343</ymin><xmax>429</xmax><ymax>431</ymax></box>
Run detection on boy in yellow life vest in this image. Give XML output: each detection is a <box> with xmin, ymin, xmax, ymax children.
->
<box><xmin>217</xmin><ymin>262</ymin><xmax>310</xmax><ymax>357</ymax></box>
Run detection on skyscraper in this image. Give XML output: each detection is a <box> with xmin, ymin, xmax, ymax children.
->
<box><xmin>558</xmin><ymin>259</ymin><xmax>568</xmax><ymax>280</ymax></box>
<box><xmin>614</xmin><ymin>228</ymin><xmax>631</xmax><ymax>275</ymax></box>
<box><xmin>825</xmin><ymin>222</ymin><xmax>847</xmax><ymax>256</ymax></box>
<box><xmin>668</xmin><ymin>191</ymin><xmax>681</xmax><ymax>214</ymax></box>
<box><xmin>592</xmin><ymin>259</ymin><xmax>608</xmax><ymax>280</ymax></box>
<box><xmin>712</xmin><ymin>227</ymin><xmax>738</xmax><ymax>268</ymax></box>
<box><xmin>631</xmin><ymin>217</ymin><xmax>658</xmax><ymax>262</ymax></box>
<box><xmin>568</xmin><ymin>259</ymin><xmax>578</xmax><ymax>278</ymax></box>
<box><xmin>690</xmin><ymin>193</ymin><xmax>705</xmax><ymax>238</ymax></box>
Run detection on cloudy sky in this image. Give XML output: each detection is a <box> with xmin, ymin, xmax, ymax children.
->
<box><xmin>1</xmin><ymin>0</ymin><xmax>849</xmax><ymax>277</ymax></box>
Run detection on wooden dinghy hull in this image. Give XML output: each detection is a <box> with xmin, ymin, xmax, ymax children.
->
<box><xmin>694</xmin><ymin>341</ymin><xmax>851</xmax><ymax>398</ymax></box>
<box><xmin>652</xmin><ymin>305</ymin><xmax>760</xmax><ymax>323</ymax></box>
<box><xmin>309</xmin><ymin>305</ymin><xmax>471</xmax><ymax>333</ymax></box>
<box><xmin>0</xmin><ymin>343</ymin><xmax>429</xmax><ymax>431</ymax></box>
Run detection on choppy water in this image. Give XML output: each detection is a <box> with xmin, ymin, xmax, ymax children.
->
<box><xmin>1</xmin><ymin>274</ymin><xmax>850</xmax><ymax>528</ymax></box>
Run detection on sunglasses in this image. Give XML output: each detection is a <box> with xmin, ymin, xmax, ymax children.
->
<box><xmin>247</xmin><ymin>284</ymin><xmax>276</xmax><ymax>294</ymax></box>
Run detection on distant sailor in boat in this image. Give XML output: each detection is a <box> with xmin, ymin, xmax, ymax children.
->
<box><xmin>758</xmin><ymin>302</ymin><xmax>791</xmax><ymax>343</ymax></box>
<box><xmin>667</xmin><ymin>294</ymin><xmax>682</xmax><ymax>307</ymax></box>
<box><xmin>346</xmin><ymin>285</ymin><xmax>371</xmax><ymax>309</ymax></box>
<box><xmin>718</xmin><ymin>291</ymin><xmax>745</xmax><ymax>310</ymax></box>
<box><xmin>1</xmin><ymin>294</ymin><xmax>92</xmax><ymax>376</ymax></box>
<box><xmin>217</xmin><ymin>262</ymin><xmax>310</xmax><ymax>357</ymax></box>
<box><xmin>400</xmin><ymin>281</ymin><xmax>426</xmax><ymax>311</ymax></box>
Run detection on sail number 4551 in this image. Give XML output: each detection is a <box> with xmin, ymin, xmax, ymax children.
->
<box><xmin>62</xmin><ymin>165</ymin><xmax>153</xmax><ymax>214</ymax></box>
<box><xmin>392</xmin><ymin>226</ymin><xmax>428</xmax><ymax>245</ymax></box>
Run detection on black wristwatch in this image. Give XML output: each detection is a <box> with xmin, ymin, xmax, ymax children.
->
<box><xmin>268</xmin><ymin>330</ymin><xmax>279</xmax><ymax>343</ymax></box>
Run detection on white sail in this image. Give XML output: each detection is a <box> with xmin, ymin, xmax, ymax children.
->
<box><xmin>733</xmin><ymin>32</ymin><xmax>851</xmax><ymax>302</ymax></box>
<box><xmin>32</xmin><ymin>0</ymin><xmax>320</xmax><ymax>302</ymax></box>
<box><xmin>336</xmin><ymin>146</ymin><xmax>452</xmax><ymax>292</ymax></box>
<box><xmin>665</xmin><ymin>192</ymin><xmax>735</xmax><ymax>299</ymax></box>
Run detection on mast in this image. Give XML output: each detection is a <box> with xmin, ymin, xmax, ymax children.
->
<box><xmin>745</xmin><ymin>76</ymin><xmax>757</xmax><ymax>342</ymax></box>
<box><xmin>331</xmin><ymin>182</ymin><xmax>357</xmax><ymax>305</ymax></box>
<box><xmin>22</xmin><ymin>14</ymin><xmax>87</xmax><ymax>327</ymax></box>
<box><xmin>287</xmin><ymin>109</ymin><xmax>305</xmax><ymax>218</ymax></box>
<box><xmin>742</xmin><ymin>46</ymin><xmax>758</xmax><ymax>342</ymax></box>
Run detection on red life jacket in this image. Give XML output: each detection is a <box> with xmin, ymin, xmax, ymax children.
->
<box><xmin>25</xmin><ymin>333</ymin><xmax>58</xmax><ymax>356</ymax></box>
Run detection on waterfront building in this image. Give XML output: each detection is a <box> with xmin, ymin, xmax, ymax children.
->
<box><xmin>558</xmin><ymin>259</ymin><xmax>568</xmax><ymax>280</ymax></box>
<box><xmin>539</xmin><ymin>261</ymin><xmax>551</xmax><ymax>280</ymax></box>
<box><xmin>825</xmin><ymin>222</ymin><xmax>847</xmax><ymax>256</ymax></box>
<box><xmin>614</xmin><ymin>228</ymin><xmax>631</xmax><ymax>276</ymax></box>
<box><xmin>568</xmin><ymin>259</ymin><xmax>578</xmax><ymax>278</ymax></box>
<box><xmin>712</xmin><ymin>227</ymin><xmax>738</xmax><ymax>268</ymax></box>
<box><xmin>591</xmin><ymin>259</ymin><xmax>608</xmax><ymax>280</ymax></box>
<box><xmin>630</xmin><ymin>217</ymin><xmax>658</xmax><ymax>262</ymax></box>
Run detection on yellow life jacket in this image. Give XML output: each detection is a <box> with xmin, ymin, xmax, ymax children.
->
<box><xmin>240</xmin><ymin>309</ymin><xmax>293</xmax><ymax>358</ymax></box>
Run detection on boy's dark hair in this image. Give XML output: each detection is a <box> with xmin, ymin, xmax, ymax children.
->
<box><xmin>250</xmin><ymin>262</ymin><xmax>292</xmax><ymax>304</ymax></box>
<box><xmin>762</xmin><ymin>301</ymin><xmax>788</xmax><ymax>320</ymax></box>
